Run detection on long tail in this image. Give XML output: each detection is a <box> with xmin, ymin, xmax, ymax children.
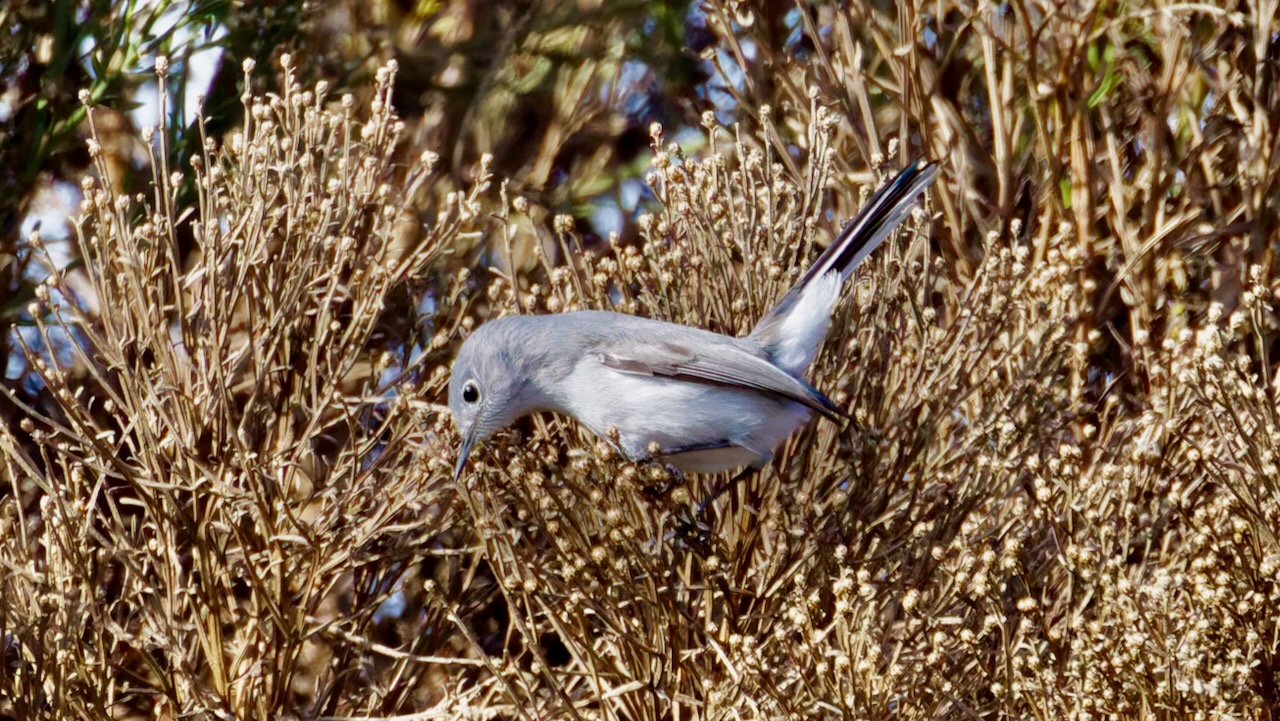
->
<box><xmin>751</xmin><ymin>158</ymin><xmax>938</xmax><ymax>376</ymax></box>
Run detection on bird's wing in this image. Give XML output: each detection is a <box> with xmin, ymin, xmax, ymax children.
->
<box><xmin>596</xmin><ymin>339</ymin><xmax>845</xmax><ymax>422</ymax></box>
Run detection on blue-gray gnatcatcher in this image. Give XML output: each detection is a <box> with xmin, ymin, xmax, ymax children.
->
<box><xmin>450</xmin><ymin>159</ymin><xmax>938</xmax><ymax>482</ymax></box>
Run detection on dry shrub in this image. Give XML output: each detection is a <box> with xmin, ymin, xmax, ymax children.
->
<box><xmin>3</xmin><ymin>0</ymin><xmax>1280</xmax><ymax>719</ymax></box>
<box><xmin>0</xmin><ymin>58</ymin><xmax>481</xmax><ymax>716</ymax></box>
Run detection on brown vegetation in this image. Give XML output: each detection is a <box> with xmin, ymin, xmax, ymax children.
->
<box><xmin>2</xmin><ymin>1</ymin><xmax>1279</xmax><ymax>719</ymax></box>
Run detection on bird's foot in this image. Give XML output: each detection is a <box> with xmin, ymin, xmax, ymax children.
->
<box><xmin>670</xmin><ymin>510</ymin><xmax>714</xmax><ymax>557</ymax></box>
<box><xmin>695</xmin><ymin>465</ymin><xmax>760</xmax><ymax>517</ymax></box>
<box><xmin>638</xmin><ymin>460</ymin><xmax>686</xmax><ymax>499</ymax></box>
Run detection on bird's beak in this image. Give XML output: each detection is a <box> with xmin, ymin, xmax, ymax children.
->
<box><xmin>453</xmin><ymin>431</ymin><xmax>475</xmax><ymax>482</ymax></box>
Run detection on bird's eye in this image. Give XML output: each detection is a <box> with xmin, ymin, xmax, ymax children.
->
<box><xmin>462</xmin><ymin>380</ymin><xmax>480</xmax><ymax>404</ymax></box>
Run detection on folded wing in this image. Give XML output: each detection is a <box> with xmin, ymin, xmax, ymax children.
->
<box><xmin>597</xmin><ymin>340</ymin><xmax>845</xmax><ymax>422</ymax></box>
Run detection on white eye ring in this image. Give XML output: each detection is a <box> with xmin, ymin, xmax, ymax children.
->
<box><xmin>462</xmin><ymin>380</ymin><xmax>480</xmax><ymax>404</ymax></box>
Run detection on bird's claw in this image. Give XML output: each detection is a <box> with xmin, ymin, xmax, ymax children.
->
<box><xmin>639</xmin><ymin>460</ymin><xmax>686</xmax><ymax>499</ymax></box>
<box><xmin>670</xmin><ymin>510</ymin><xmax>714</xmax><ymax>556</ymax></box>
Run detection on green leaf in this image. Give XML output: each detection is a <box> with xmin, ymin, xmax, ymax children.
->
<box><xmin>1087</xmin><ymin>63</ymin><xmax>1120</xmax><ymax>108</ymax></box>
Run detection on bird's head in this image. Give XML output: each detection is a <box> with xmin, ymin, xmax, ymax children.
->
<box><xmin>448</xmin><ymin>318</ymin><xmax>539</xmax><ymax>479</ymax></box>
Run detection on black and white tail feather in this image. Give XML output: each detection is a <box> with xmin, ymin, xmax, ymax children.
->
<box><xmin>449</xmin><ymin>157</ymin><xmax>939</xmax><ymax>483</ymax></box>
<box><xmin>751</xmin><ymin>158</ymin><xmax>939</xmax><ymax>376</ymax></box>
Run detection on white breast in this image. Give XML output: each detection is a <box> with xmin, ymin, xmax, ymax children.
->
<box><xmin>555</xmin><ymin>357</ymin><xmax>813</xmax><ymax>472</ymax></box>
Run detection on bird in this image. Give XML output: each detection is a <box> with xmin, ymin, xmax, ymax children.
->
<box><xmin>449</xmin><ymin>158</ymin><xmax>938</xmax><ymax>483</ymax></box>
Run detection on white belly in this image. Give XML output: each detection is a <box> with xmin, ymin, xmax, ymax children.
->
<box><xmin>557</xmin><ymin>359</ymin><xmax>813</xmax><ymax>472</ymax></box>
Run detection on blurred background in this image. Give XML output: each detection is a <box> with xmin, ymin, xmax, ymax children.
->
<box><xmin>3</xmin><ymin>0</ymin><xmax>1279</xmax><ymax>718</ymax></box>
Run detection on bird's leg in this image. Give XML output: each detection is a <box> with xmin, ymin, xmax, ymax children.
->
<box><xmin>656</xmin><ymin>462</ymin><xmax>687</xmax><ymax>497</ymax></box>
<box><xmin>645</xmin><ymin>440</ymin><xmax>759</xmax><ymax>550</ymax></box>
<box><xmin>641</xmin><ymin>439</ymin><xmax>734</xmax><ymax>499</ymax></box>
<box><xmin>669</xmin><ymin>466</ymin><xmax>762</xmax><ymax>551</ymax></box>
<box><xmin>696</xmin><ymin>464</ymin><xmax>761</xmax><ymax>518</ymax></box>
<box><xmin>637</xmin><ymin>458</ymin><xmax>686</xmax><ymax>500</ymax></box>
<box><xmin>670</xmin><ymin>513</ymin><xmax>714</xmax><ymax>557</ymax></box>
<box><xmin>640</xmin><ymin>465</ymin><xmax>716</xmax><ymax>557</ymax></box>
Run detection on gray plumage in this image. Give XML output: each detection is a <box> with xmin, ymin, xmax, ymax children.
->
<box><xmin>449</xmin><ymin>159</ymin><xmax>939</xmax><ymax>479</ymax></box>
